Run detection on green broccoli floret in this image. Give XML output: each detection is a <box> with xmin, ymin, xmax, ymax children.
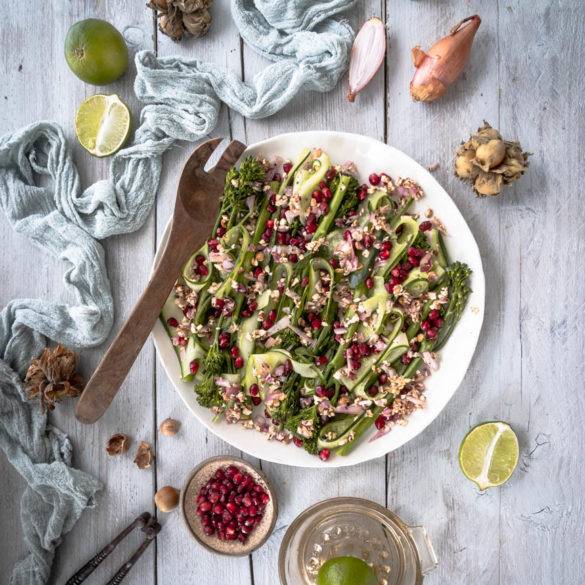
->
<box><xmin>271</xmin><ymin>375</ymin><xmax>300</xmax><ymax>423</ymax></box>
<box><xmin>195</xmin><ymin>375</ymin><xmax>222</xmax><ymax>408</ymax></box>
<box><xmin>413</xmin><ymin>230</ymin><xmax>431</xmax><ymax>250</ymax></box>
<box><xmin>203</xmin><ymin>344</ymin><xmax>225</xmax><ymax>376</ymax></box>
<box><xmin>334</xmin><ymin>175</ymin><xmax>360</xmax><ymax>219</ymax></box>
<box><xmin>221</xmin><ymin>157</ymin><xmax>265</xmax><ymax>226</ymax></box>
<box><xmin>278</xmin><ymin>328</ymin><xmax>301</xmax><ymax>350</ymax></box>
<box><xmin>284</xmin><ymin>405</ymin><xmax>322</xmax><ymax>455</ymax></box>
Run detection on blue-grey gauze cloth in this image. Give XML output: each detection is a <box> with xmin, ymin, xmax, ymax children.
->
<box><xmin>0</xmin><ymin>1</ymin><xmax>355</xmax><ymax>583</ymax></box>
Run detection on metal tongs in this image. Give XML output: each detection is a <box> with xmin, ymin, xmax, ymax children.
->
<box><xmin>65</xmin><ymin>512</ymin><xmax>161</xmax><ymax>585</ymax></box>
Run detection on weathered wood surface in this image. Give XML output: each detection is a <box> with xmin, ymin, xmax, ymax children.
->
<box><xmin>1</xmin><ymin>1</ymin><xmax>584</xmax><ymax>584</ymax></box>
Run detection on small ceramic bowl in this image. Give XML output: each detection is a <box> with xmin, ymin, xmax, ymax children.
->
<box><xmin>181</xmin><ymin>455</ymin><xmax>278</xmax><ymax>556</ymax></box>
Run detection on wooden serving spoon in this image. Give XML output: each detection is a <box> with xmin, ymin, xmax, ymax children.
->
<box><xmin>75</xmin><ymin>137</ymin><xmax>247</xmax><ymax>424</ymax></box>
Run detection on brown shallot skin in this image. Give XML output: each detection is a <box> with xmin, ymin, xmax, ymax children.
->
<box><xmin>410</xmin><ymin>15</ymin><xmax>481</xmax><ymax>102</ymax></box>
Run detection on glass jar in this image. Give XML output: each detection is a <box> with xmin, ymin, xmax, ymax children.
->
<box><xmin>279</xmin><ymin>497</ymin><xmax>437</xmax><ymax>585</ymax></box>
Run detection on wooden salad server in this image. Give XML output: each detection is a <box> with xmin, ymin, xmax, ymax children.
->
<box><xmin>75</xmin><ymin>137</ymin><xmax>247</xmax><ymax>424</ymax></box>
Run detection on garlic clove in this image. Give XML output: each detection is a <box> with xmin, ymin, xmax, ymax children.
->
<box><xmin>347</xmin><ymin>17</ymin><xmax>387</xmax><ymax>102</ymax></box>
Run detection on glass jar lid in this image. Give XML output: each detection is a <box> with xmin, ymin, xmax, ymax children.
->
<box><xmin>278</xmin><ymin>497</ymin><xmax>437</xmax><ymax>585</ymax></box>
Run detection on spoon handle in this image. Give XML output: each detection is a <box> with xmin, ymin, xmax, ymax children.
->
<box><xmin>75</xmin><ymin>212</ymin><xmax>202</xmax><ymax>424</ymax></box>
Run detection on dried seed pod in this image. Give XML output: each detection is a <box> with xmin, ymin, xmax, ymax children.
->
<box><xmin>473</xmin><ymin>139</ymin><xmax>506</xmax><ymax>171</ymax></box>
<box><xmin>147</xmin><ymin>0</ymin><xmax>171</xmax><ymax>12</ymax></box>
<box><xmin>159</xmin><ymin>417</ymin><xmax>180</xmax><ymax>436</ymax></box>
<box><xmin>182</xmin><ymin>9</ymin><xmax>212</xmax><ymax>37</ymax></box>
<box><xmin>134</xmin><ymin>441</ymin><xmax>154</xmax><ymax>469</ymax></box>
<box><xmin>155</xmin><ymin>485</ymin><xmax>180</xmax><ymax>512</ymax></box>
<box><xmin>158</xmin><ymin>8</ymin><xmax>185</xmax><ymax>41</ymax></box>
<box><xmin>474</xmin><ymin>171</ymin><xmax>503</xmax><ymax>197</ymax></box>
<box><xmin>455</xmin><ymin>122</ymin><xmax>529</xmax><ymax>197</ymax></box>
<box><xmin>172</xmin><ymin>0</ymin><xmax>211</xmax><ymax>11</ymax></box>
<box><xmin>454</xmin><ymin>149</ymin><xmax>478</xmax><ymax>180</ymax></box>
<box><xmin>106</xmin><ymin>433</ymin><xmax>130</xmax><ymax>456</ymax></box>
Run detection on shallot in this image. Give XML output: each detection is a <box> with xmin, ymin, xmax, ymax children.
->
<box><xmin>410</xmin><ymin>15</ymin><xmax>481</xmax><ymax>102</ymax></box>
<box><xmin>347</xmin><ymin>17</ymin><xmax>387</xmax><ymax>102</ymax></box>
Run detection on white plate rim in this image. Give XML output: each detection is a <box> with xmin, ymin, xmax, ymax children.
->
<box><xmin>152</xmin><ymin>131</ymin><xmax>485</xmax><ymax>468</ymax></box>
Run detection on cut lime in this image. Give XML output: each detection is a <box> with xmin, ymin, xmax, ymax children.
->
<box><xmin>75</xmin><ymin>94</ymin><xmax>130</xmax><ymax>157</ymax></box>
<box><xmin>459</xmin><ymin>421</ymin><xmax>519</xmax><ymax>490</ymax></box>
<box><xmin>317</xmin><ymin>556</ymin><xmax>378</xmax><ymax>585</ymax></box>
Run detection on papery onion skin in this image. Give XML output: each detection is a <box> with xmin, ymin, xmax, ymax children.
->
<box><xmin>348</xmin><ymin>17</ymin><xmax>387</xmax><ymax>102</ymax></box>
<box><xmin>410</xmin><ymin>15</ymin><xmax>481</xmax><ymax>102</ymax></box>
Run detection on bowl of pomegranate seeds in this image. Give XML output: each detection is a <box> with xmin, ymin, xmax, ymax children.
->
<box><xmin>153</xmin><ymin>131</ymin><xmax>485</xmax><ymax>467</ymax></box>
<box><xmin>182</xmin><ymin>456</ymin><xmax>277</xmax><ymax>555</ymax></box>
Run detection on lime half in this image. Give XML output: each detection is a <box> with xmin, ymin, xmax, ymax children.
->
<box><xmin>317</xmin><ymin>556</ymin><xmax>378</xmax><ymax>585</ymax></box>
<box><xmin>459</xmin><ymin>421</ymin><xmax>519</xmax><ymax>490</ymax></box>
<box><xmin>75</xmin><ymin>94</ymin><xmax>130</xmax><ymax>157</ymax></box>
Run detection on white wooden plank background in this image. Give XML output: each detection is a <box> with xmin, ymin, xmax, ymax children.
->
<box><xmin>1</xmin><ymin>1</ymin><xmax>584</xmax><ymax>584</ymax></box>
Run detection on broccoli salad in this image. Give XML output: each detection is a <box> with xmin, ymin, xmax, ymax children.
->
<box><xmin>162</xmin><ymin>147</ymin><xmax>472</xmax><ymax>461</ymax></box>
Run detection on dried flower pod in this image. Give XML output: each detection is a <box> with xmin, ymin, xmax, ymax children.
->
<box><xmin>106</xmin><ymin>433</ymin><xmax>130</xmax><ymax>456</ymax></box>
<box><xmin>455</xmin><ymin>122</ymin><xmax>529</xmax><ymax>197</ymax></box>
<box><xmin>134</xmin><ymin>441</ymin><xmax>154</xmax><ymax>469</ymax></box>
<box><xmin>159</xmin><ymin>417</ymin><xmax>180</xmax><ymax>436</ymax></box>
<box><xmin>474</xmin><ymin>139</ymin><xmax>506</xmax><ymax>171</ymax></box>
<box><xmin>411</xmin><ymin>15</ymin><xmax>481</xmax><ymax>102</ymax></box>
<box><xmin>155</xmin><ymin>485</ymin><xmax>180</xmax><ymax>512</ymax></box>
<box><xmin>25</xmin><ymin>344</ymin><xmax>84</xmax><ymax>411</ymax></box>
<box><xmin>158</xmin><ymin>7</ymin><xmax>185</xmax><ymax>41</ymax></box>
<box><xmin>172</xmin><ymin>0</ymin><xmax>211</xmax><ymax>11</ymax></box>
<box><xmin>183</xmin><ymin>9</ymin><xmax>212</xmax><ymax>37</ymax></box>
<box><xmin>147</xmin><ymin>0</ymin><xmax>171</xmax><ymax>12</ymax></box>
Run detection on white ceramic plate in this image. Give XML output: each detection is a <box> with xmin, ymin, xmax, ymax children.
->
<box><xmin>152</xmin><ymin>131</ymin><xmax>485</xmax><ymax>468</ymax></box>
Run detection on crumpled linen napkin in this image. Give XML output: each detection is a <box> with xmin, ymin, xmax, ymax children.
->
<box><xmin>0</xmin><ymin>1</ymin><xmax>355</xmax><ymax>583</ymax></box>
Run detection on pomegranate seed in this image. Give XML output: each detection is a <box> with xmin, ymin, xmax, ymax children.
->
<box><xmin>234</xmin><ymin>356</ymin><xmax>244</xmax><ymax>369</ymax></box>
<box><xmin>367</xmin><ymin>385</ymin><xmax>379</xmax><ymax>397</ymax></box>
<box><xmin>293</xmin><ymin>436</ymin><xmax>304</xmax><ymax>448</ymax></box>
<box><xmin>365</xmin><ymin>277</ymin><xmax>374</xmax><ymax>289</ymax></box>
<box><xmin>330</xmin><ymin>258</ymin><xmax>339</xmax><ymax>268</ymax></box>
<box><xmin>378</xmin><ymin>372</ymin><xmax>388</xmax><ymax>384</ymax></box>
<box><xmin>434</xmin><ymin>317</ymin><xmax>444</xmax><ymax>328</ymax></box>
<box><xmin>326</xmin><ymin>168</ymin><xmax>337</xmax><ymax>182</ymax></box>
<box><xmin>253</xmin><ymin>267</ymin><xmax>263</xmax><ymax>279</ymax></box>
<box><xmin>199</xmin><ymin>501</ymin><xmax>211</xmax><ymax>512</ymax></box>
<box><xmin>166</xmin><ymin>317</ymin><xmax>179</xmax><ymax>328</ymax></box>
<box><xmin>208</xmin><ymin>238</ymin><xmax>219</xmax><ymax>250</ymax></box>
<box><xmin>315</xmin><ymin>355</ymin><xmax>329</xmax><ymax>366</ymax></box>
<box><xmin>301</xmin><ymin>276</ymin><xmax>309</xmax><ymax>287</ymax></box>
<box><xmin>216</xmin><ymin>226</ymin><xmax>226</xmax><ymax>237</ymax></box>
<box><xmin>198</xmin><ymin>264</ymin><xmax>209</xmax><ymax>276</ymax></box>
<box><xmin>189</xmin><ymin>360</ymin><xmax>199</xmax><ymax>375</ymax></box>
<box><xmin>267</xmin><ymin>204</ymin><xmax>276</xmax><ymax>213</ymax></box>
<box><xmin>306</xmin><ymin>222</ymin><xmax>317</xmax><ymax>234</ymax></box>
<box><xmin>229</xmin><ymin>346</ymin><xmax>239</xmax><ymax>358</ymax></box>
<box><xmin>401</xmin><ymin>354</ymin><xmax>412</xmax><ymax>365</ymax></box>
<box><xmin>176</xmin><ymin>336</ymin><xmax>188</xmax><ymax>347</ymax></box>
<box><xmin>381</xmin><ymin>240</ymin><xmax>393</xmax><ymax>251</ymax></box>
<box><xmin>315</xmin><ymin>385</ymin><xmax>334</xmax><ymax>399</ymax></box>
<box><xmin>283</xmin><ymin>162</ymin><xmax>293</xmax><ymax>174</ymax></box>
<box><xmin>289</xmin><ymin>253</ymin><xmax>298</xmax><ymax>263</ymax></box>
<box><xmin>311</xmin><ymin>318</ymin><xmax>322</xmax><ymax>329</ymax></box>
<box><xmin>319</xmin><ymin>449</ymin><xmax>331</xmax><ymax>461</ymax></box>
<box><xmin>312</xmin><ymin>189</ymin><xmax>323</xmax><ymax>203</ymax></box>
<box><xmin>322</xmin><ymin>187</ymin><xmax>332</xmax><ymax>200</ymax></box>
<box><xmin>409</xmin><ymin>256</ymin><xmax>421</xmax><ymax>267</ymax></box>
<box><xmin>248</xmin><ymin>300</ymin><xmax>258</xmax><ymax>312</ymax></box>
<box><xmin>419</xmin><ymin>221</ymin><xmax>432</xmax><ymax>231</ymax></box>
<box><xmin>369</xmin><ymin>173</ymin><xmax>381</xmax><ymax>186</ymax></box>
<box><xmin>379</xmin><ymin>249</ymin><xmax>390</xmax><ymax>260</ymax></box>
<box><xmin>343</xmin><ymin>230</ymin><xmax>352</xmax><ymax>241</ymax></box>
<box><xmin>363</xmin><ymin>234</ymin><xmax>374</xmax><ymax>248</ymax></box>
<box><xmin>249</xmin><ymin>384</ymin><xmax>259</xmax><ymax>397</ymax></box>
<box><xmin>426</xmin><ymin>328</ymin><xmax>437</xmax><ymax>339</ymax></box>
<box><xmin>357</xmin><ymin>185</ymin><xmax>368</xmax><ymax>201</ymax></box>
<box><xmin>375</xmin><ymin>415</ymin><xmax>386</xmax><ymax>430</ymax></box>
<box><xmin>262</xmin><ymin>319</ymin><xmax>273</xmax><ymax>330</ymax></box>
<box><xmin>268</xmin><ymin>309</ymin><xmax>277</xmax><ymax>322</ymax></box>
<box><xmin>241</xmin><ymin>309</ymin><xmax>251</xmax><ymax>318</ymax></box>
<box><xmin>429</xmin><ymin>309</ymin><xmax>441</xmax><ymax>321</ymax></box>
<box><xmin>251</xmin><ymin>396</ymin><xmax>262</xmax><ymax>406</ymax></box>
<box><xmin>266</xmin><ymin>219</ymin><xmax>275</xmax><ymax>229</ymax></box>
<box><xmin>420</xmin><ymin>320</ymin><xmax>431</xmax><ymax>331</ymax></box>
<box><xmin>219</xmin><ymin>333</ymin><xmax>230</xmax><ymax>349</ymax></box>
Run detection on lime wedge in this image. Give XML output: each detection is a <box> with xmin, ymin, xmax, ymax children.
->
<box><xmin>459</xmin><ymin>421</ymin><xmax>519</xmax><ymax>490</ymax></box>
<box><xmin>317</xmin><ymin>556</ymin><xmax>378</xmax><ymax>585</ymax></box>
<box><xmin>75</xmin><ymin>94</ymin><xmax>130</xmax><ymax>157</ymax></box>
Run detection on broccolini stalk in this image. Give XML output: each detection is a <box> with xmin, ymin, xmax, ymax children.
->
<box><xmin>313</xmin><ymin>174</ymin><xmax>359</xmax><ymax>239</ymax></box>
<box><xmin>270</xmin><ymin>374</ymin><xmax>300</xmax><ymax>423</ymax></box>
<box><xmin>195</xmin><ymin>374</ymin><xmax>223</xmax><ymax>408</ymax></box>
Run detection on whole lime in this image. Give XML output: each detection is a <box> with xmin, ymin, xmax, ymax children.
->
<box><xmin>317</xmin><ymin>556</ymin><xmax>379</xmax><ymax>585</ymax></box>
<box><xmin>65</xmin><ymin>19</ymin><xmax>128</xmax><ymax>85</ymax></box>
